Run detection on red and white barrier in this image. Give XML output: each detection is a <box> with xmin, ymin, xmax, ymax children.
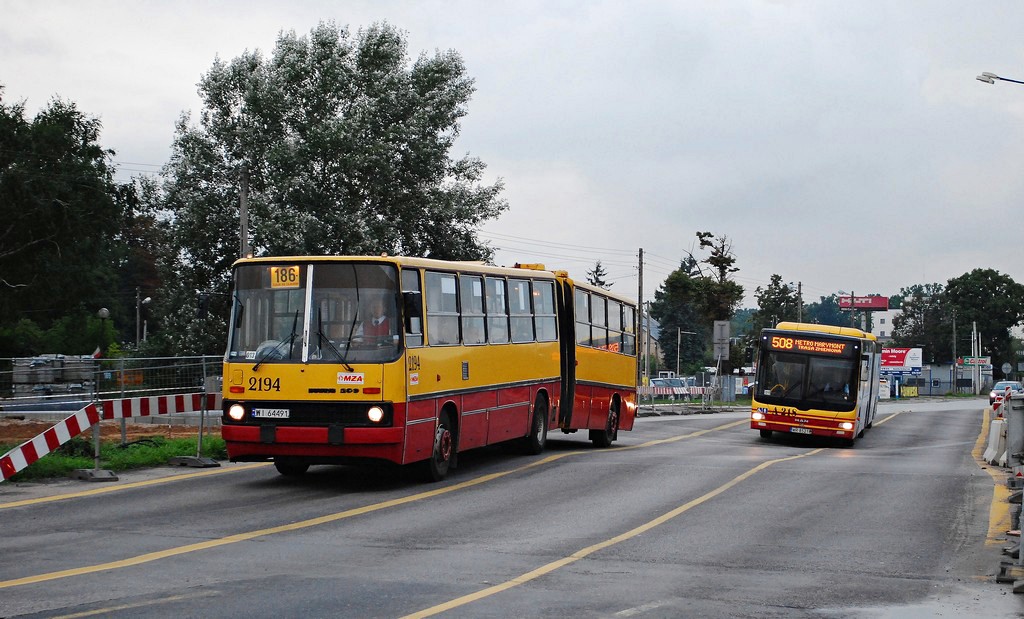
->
<box><xmin>0</xmin><ymin>393</ymin><xmax>220</xmax><ymax>482</ymax></box>
<box><xmin>101</xmin><ymin>393</ymin><xmax>219</xmax><ymax>420</ymax></box>
<box><xmin>638</xmin><ymin>386</ymin><xmax>708</xmax><ymax>397</ymax></box>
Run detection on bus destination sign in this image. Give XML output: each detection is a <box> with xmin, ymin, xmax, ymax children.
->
<box><xmin>765</xmin><ymin>333</ymin><xmax>851</xmax><ymax>356</ymax></box>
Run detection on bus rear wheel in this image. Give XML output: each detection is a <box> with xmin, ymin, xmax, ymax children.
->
<box><xmin>520</xmin><ymin>394</ymin><xmax>549</xmax><ymax>455</ymax></box>
<box><xmin>590</xmin><ymin>403</ymin><xmax>618</xmax><ymax>448</ymax></box>
<box><xmin>423</xmin><ymin>411</ymin><xmax>453</xmax><ymax>482</ymax></box>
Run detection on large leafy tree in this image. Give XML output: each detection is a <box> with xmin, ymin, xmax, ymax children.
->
<box><xmin>650</xmin><ymin>233</ymin><xmax>744</xmax><ymax>374</ymax></box>
<box><xmin>158</xmin><ymin>21</ymin><xmax>507</xmax><ymax>354</ymax></box>
<box><xmin>891</xmin><ymin>283</ymin><xmax>951</xmax><ymax>363</ymax></box>
<box><xmin>944</xmin><ymin>269</ymin><xmax>1024</xmax><ymax>374</ymax></box>
<box><xmin>802</xmin><ymin>294</ymin><xmax>847</xmax><ymax>327</ymax></box>
<box><xmin>892</xmin><ymin>273</ymin><xmax>1024</xmax><ymax>374</ymax></box>
<box><xmin>0</xmin><ymin>87</ymin><xmax>139</xmax><ymax>356</ymax></box>
<box><xmin>751</xmin><ymin>274</ymin><xmax>799</xmax><ymax>335</ymax></box>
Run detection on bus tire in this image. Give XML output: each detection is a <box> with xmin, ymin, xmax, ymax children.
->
<box><xmin>520</xmin><ymin>394</ymin><xmax>549</xmax><ymax>455</ymax></box>
<box><xmin>840</xmin><ymin>437</ymin><xmax>855</xmax><ymax>448</ymax></box>
<box><xmin>759</xmin><ymin>429</ymin><xmax>772</xmax><ymax>439</ymax></box>
<box><xmin>274</xmin><ymin>459</ymin><xmax>309</xmax><ymax>477</ymax></box>
<box><xmin>423</xmin><ymin>411</ymin><xmax>454</xmax><ymax>482</ymax></box>
<box><xmin>590</xmin><ymin>401</ymin><xmax>619</xmax><ymax>448</ymax></box>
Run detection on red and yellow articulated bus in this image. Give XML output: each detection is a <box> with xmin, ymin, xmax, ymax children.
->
<box><xmin>750</xmin><ymin>321</ymin><xmax>880</xmax><ymax>447</ymax></box>
<box><xmin>221</xmin><ymin>256</ymin><xmax>638</xmax><ymax>480</ymax></box>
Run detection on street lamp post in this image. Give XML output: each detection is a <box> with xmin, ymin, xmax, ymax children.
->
<box><xmin>676</xmin><ymin>327</ymin><xmax>696</xmax><ymax>376</ymax></box>
<box><xmin>977</xmin><ymin>71</ymin><xmax>1024</xmax><ymax>86</ymax></box>
<box><xmin>135</xmin><ymin>288</ymin><xmax>151</xmax><ymax>347</ymax></box>
<box><xmin>838</xmin><ymin>290</ymin><xmax>856</xmax><ymax>328</ymax></box>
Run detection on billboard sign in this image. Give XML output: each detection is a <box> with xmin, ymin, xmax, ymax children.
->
<box><xmin>881</xmin><ymin>347</ymin><xmax>922</xmax><ymax>374</ymax></box>
<box><xmin>839</xmin><ymin>295</ymin><xmax>890</xmax><ymax>310</ymax></box>
<box><xmin>959</xmin><ymin>356</ymin><xmax>991</xmax><ymax>366</ymax></box>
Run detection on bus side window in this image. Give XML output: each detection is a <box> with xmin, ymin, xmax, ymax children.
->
<box><xmin>425</xmin><ymin>271</ymin><xmax>459</xmax><ymax>346</ymax></box>
<box><xmin>401</xmin><ymin>268</ymin><xmax>423</xmax><ymax>348</ymax></box>
<box><xmin>607</xmin><ymin>300</ymin><xmax>623</xmax><ymax>352</ymax></box>
<box><xmin>623</xmin><ymin>305</ymin><xmax>636</xmax><ymax>355</ymax></box>
<box><xmin>486</xmin><ymin>277</ymin><xmax>509</xmax><ymax>344</ymax></box>
<box><xmin>509</xmin><ymin>278</ymin><xmax>534</xmax><ymax>343</ymax></box>
<box><xmin>592</xmin><ymin>295</ymin><xmax>608</xmax><ymax>349</ymax></box>
<box><xmin>575</xmin><ymin>289</ymin><xmax>592</xmax><ymax>347</ymax></box>
<box><xmin>534</xmin><ymin>280</ymin><xmax>557</xmax><ymax>342</ymax></box>
<box><xmin>460</xmin><ymin>275</ymin><xmax>486</xmax><ymax>345</ymax></box>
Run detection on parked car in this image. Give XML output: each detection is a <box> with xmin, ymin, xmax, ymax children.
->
<box><xmin>990</xmin><ymin>380</ymin><xmax>1024</xmax><ymax>405</ymax></box>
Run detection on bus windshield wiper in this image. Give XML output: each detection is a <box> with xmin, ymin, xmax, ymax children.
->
<box><xmin>316</xmin><ymin>309</ymin><xmax>354</xmax><ymax>371</ymax></box>
<box><xmin>338</xmin><ymin>264</ymin><xmax>361</xmax><ymax>370</ymax></box>
<box><xmin>253</xmin><ymin>310</ymin><xmax>300</xmax><ymax>372</ymax></box>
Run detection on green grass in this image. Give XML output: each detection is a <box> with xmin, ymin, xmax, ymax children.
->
<box><xmin>2</xmin><ymin>435</ymin><xmax>228</xmax><ymax>482</ymax></box>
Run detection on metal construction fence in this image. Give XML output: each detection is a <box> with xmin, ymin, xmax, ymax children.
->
<box><xmin>0</xmin><ymin>355</ymin><xmax>222</xmax><ymax>414</ymax></box>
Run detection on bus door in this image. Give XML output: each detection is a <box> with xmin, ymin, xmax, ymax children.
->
<box><xmin>556</xmin><ymin>279</ymin><xmax>576</xmax><ymax>428</ymax></box>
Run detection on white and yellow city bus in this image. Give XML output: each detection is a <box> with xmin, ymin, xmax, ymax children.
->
<box><xmin>221</xmin><ymin>256</ymin><xmax>637</xmax><ymax>480</ymax></box>
<box><xmin>751</xmin><ymin>321</ymin><xmax>880</xmax><ymax>447</ymax></box>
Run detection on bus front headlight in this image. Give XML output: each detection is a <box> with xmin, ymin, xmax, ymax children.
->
<box><xmin>839</xmin><ymin>421</ymin><xmax>854</xmax><ymax>431</ymax></box>
<box><xmin>367</xmin><ymin>406</ymin><xmax>384</xmax><ymax>423</ymax></box>
<box><xmin>228</xmin><ymin>404</ymin><xmax>246</xmax><ymax>421</ymax></box>
<box><xmin>751</xmin><ymin>411</ymin><xmax>765</xmax><ymax>421</ymax></box>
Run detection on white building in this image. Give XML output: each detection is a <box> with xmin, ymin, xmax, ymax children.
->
<box><xmin>870</xmin><ymin>309</ymin><xmax>901</xmax><ymax>343</ymax></box>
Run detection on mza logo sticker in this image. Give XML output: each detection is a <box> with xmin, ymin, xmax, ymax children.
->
<box><xmin>337</xmin><ymin>373</ymin><xmax>365</xmax><ymax>385</ymax></box>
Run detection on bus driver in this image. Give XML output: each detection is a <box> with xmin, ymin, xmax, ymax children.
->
<box><xmin>359</xmin><ymin>296</ymin><xmax>392</xmax><ymax>342</ymax></box>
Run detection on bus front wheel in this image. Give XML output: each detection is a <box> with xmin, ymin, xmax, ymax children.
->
<box><xmin>423</xmin><ymin>411</ymin><xmax>454</xmax><ymax>482</ymax></box>
<box><xmin>759</xmin><ymin>429</ymin><xmax>772</xmax><ymax>439</ymax></box>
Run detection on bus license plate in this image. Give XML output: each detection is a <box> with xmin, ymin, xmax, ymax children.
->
<box><xmin>252</xmin><ymin>408</ymin><xmax>290</xmax><ymax>419</ymax></box>
<box><xmin>790</xmin><ymin>427</ymin><xmax>812</xmax><ymax>434</ymax></box>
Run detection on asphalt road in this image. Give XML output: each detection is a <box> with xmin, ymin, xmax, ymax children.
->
<box><xmin>1</xmin><ymin>398</ymin><xmax>1021</xmax><ymax>618</ymax></box>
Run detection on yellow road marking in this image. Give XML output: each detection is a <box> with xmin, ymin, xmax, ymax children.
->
<box><xmin>871</xmin><ymin>411</ymin><xmax>900</xmax><ymax>427</ymax></box>
<box><xmin>50</xmin><ymin>590</ymin><xmax>221</xmax><ymax>619</ymax></box>
<box><xmin>622</xmin><ymin>419</ymin><xmax>748</xmax><ymax>449</ymax></box>
<box><xmin>0</xmin><ymin>463</ymin><xmax>272</xmax><ymax>510</ymax></box>
<box><xmin>400</xmin><ymin>448</ymin><xmax>825</xmax><ymax>619</ymax></box>
<box><xmin>0</xmin><ymin>420</ymin><xmax>742</xmax><ymax>589</ymax></box>
<box><xmin>971</xmin><ymin>407</ymin><xmax>1011</xmax><ymax>544</ymax></box>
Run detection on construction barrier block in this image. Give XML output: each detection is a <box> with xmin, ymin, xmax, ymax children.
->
<box><xmin>1</xmin><ymin>392</ymin><xmax>221</xmax><ymax>482</ymax></box>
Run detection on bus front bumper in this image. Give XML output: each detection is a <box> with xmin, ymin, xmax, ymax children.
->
<box><xmin>222</xmin><ymin>424</ymin><xmax>405</xmax><ymax>462</ymax></box>
<box><xmin>750</xmin><ymin>413</ymin><xmax>855</xmax><ymax>439</ymax></box>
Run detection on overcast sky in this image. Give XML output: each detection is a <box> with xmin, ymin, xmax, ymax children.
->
<box><xmin>4</xmin><ymin>1</ymin><xmax>1024</xmax><ymax>308</ymax></box>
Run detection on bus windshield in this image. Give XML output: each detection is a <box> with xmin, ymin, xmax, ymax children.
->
<box><xmin>228</xmin><ymin>262</ymin><xmax>401</xmax><ymax>365</ymax></box>
<box><xmin>756</xmin><ymin>350</ymin><xmax>858</xmax><ymax>412</ymax></box>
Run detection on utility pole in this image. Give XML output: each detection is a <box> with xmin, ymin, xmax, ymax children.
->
<box><xmin>135</xmin><ymin>287</ymin><xmax>141</xmax><ymax>345</ymax></box>
<box><xmin>239</xmin><ymin>165</ymin><xmax>250</xmax><ymax>258</ymax></box>
<box><xmin>677</xmin><ymin>327</ymin><xmax>696</xmax><ymax>376</ymax></box>
<box><xmin>972</xmin><ymin>321</ymin><xmax>979</xmax><ymax>395</ymax></box>
<box><xmin>637</xmin><ymin>248</ymin><xmax>644</xmax><ymax>387</ymax></box>
<box><xmin>677</xmin><ymin>327</ymin><xmax>681</xmax><ymax>376</ymax></box>
<box><xmin>797</xmin><ymin>282</ymin><xmax>803</xmax><ymax>322</ymax></box>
